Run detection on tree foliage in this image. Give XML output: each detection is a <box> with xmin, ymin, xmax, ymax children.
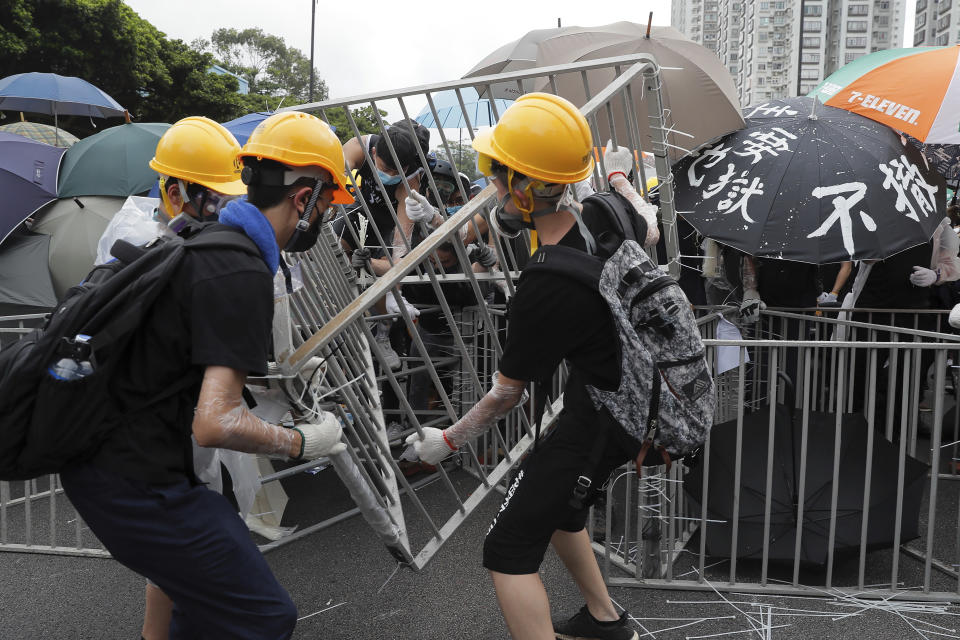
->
<box><xmin>437</xmin><ymin>141</ymin><xmax>481</xmax><ymax>181</ymax></box>
<box><xmin>325</xmin><ymin>106</ymin><xmax>385</xmax><ymax>144</ymax></box>
<box><xmin>0</xmin><ymin>0</ymin><xmax>250</xmax><ymax>125</ymax></box>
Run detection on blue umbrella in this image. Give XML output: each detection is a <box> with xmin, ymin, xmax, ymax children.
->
<box><xmin>414</xmin><ymin>88</ymin><xmax>513</xmax><ymax>129</ymax></box>
<box><xmin>0</xmin><ymin>73</ymin><xmax>126</xmax><ymax>118</ymax></box>
<box><xmin>0</xmin><ymin>132</ymin><xmax>65</xmax><ymax>244</ymax></box>
<box><xmin>221</xmin><ymin>111</ymin><xmax>273</xmax><ymax>146</ymax></box>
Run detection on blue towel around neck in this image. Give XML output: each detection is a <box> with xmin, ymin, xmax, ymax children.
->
<box><xmin>218</xmin><ymin>198</ymin><xmax>280</xmax><ymax>275</ymax></box>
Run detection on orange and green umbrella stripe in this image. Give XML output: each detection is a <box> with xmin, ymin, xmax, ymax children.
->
<box><xmin>808</xmin><ymin>47</ymin><xmax>941</xmax><ymax>103</ymax></box>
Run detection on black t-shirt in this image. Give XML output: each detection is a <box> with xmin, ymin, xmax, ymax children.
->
<box><xmin>91</xmin><ymin>238</ymin><xmax>274</xmax><ymax>484</ymax></box>
<box><xmin>857</xmin><ymin>242</ymin><xmax>932</xmax><ymax>309</ymax></box>
<box><xmin>498</xmin><ymin>199</ymin><xmax>644</xmax><ymax>423</ymax></box>
<box><xmin>756</xmin><ymin>258</ymin><xmax>819</xmax><ymax>308</ymax></box>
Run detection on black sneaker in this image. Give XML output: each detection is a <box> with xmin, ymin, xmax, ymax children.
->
<box><xmin>554</xmin><ymin>605</ymin><xmax>638</xmax><ymax>640</ymax></box>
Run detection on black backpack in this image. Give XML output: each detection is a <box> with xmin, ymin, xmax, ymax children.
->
<box><xmin>0</xmin><ymin>225</ymin><xmax>260</xmax><ymax>481</ymax></box>
<box><xmin>522</xmin><ymin>190</ymin><xmax>715</xmax><ymax>506</ymax></box>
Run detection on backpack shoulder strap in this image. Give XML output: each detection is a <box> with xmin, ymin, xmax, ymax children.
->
<box><xmin>583</xmin><ymin>190</ymin><xmax>642</xmax><ymax>253</ymax></box>
<box><xmin>521</xmin><ymin>244</ymin><xmax>604</xmax><ymax>291</ymax></box>
<box><xmin>184</xmin><ymin>224</ymin><xmax>261</xmax><ymax>258</ymax></box>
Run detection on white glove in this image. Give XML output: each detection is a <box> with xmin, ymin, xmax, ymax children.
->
<box><xmin>386</xmin><ymin>292</ymin><xmax>420</xmax><ymax>319</ymax></box>
<box><xmin>950</xmin><ymin>303</ymin><xmax>960</xmax><ymax>329</ymax></box>
<box><xmin>404</xmin><ymin>427</ymin><xmax>456</xmax><ymax>465</ymax></box>
<box><xmin>817</xmin><ymin>291</ymin><xmax>838</xmax><ymax>305</ymax></box>
<box><xmin>293</xmin><ymin>412</ymin><xmax>346</xmax><ymax>460</ymax></box>
<box><xmin>910</xmin><ymin>266</ymin><xmax>938</xmax><ymax>287</ymax></box>
<box><xmin>300</xmin><ymin>356</ymin><xmax>325</xmax><ymax>381</ymax></box>
<box><xmin>405</xmin><ymin>190</ymin><xmax>438</xmax><ymax>224</ymax></box>
<box><xmin>603</xmin><ymin>138</ymin><xmax>634</xmax><ymax>181</ymax></box>
<box><xmin>739</xmin><ymin>289</ymin><xmax>765</xmax><ymax>324</ymax></box>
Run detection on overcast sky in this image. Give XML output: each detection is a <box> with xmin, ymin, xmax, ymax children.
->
<box><xmin>123</xmin><ymin>0</ymin><xmax>915</xmax><ymax>117</ymax></box>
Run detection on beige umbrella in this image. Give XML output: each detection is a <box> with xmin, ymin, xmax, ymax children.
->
<box><xmin>463</xmin><ymin>27</ymin><xmax>562</xmax><ymax>100</ymax></box>
<box><xmin>533</xmin><ymin>22</ymin><xmax>744</xmax><ymax>162</ymax></box>
<box><xmin>31</xmin><ymin>195</ymin><xmax>124</xmax><ymax>298</ymax></box>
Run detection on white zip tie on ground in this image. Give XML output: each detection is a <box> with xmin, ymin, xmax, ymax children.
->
<box><xmin>297</xmin><ymin>601</ymin><xmax>346</xmax><ymax>621</ymax></box>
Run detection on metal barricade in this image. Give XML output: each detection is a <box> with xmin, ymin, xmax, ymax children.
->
<box><xmin>600</xmin><ymin>308</ymin><xmax>960</xmax><ymax>601</ymax></box>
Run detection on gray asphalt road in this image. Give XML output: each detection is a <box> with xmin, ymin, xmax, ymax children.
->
<box><xmin>2</xmin><ymin>462</ymin><xmax>959</xmax><ymax>639</ymax></box>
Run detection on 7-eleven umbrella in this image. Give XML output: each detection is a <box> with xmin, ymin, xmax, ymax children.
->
<box><xmin>808</xmin><ymin>46</ymin><xmax>960</xmax><ymax>144</ymax></box>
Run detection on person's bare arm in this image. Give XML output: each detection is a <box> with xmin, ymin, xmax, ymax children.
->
<box><xmin>342</xmin><ymin>136</ymin><xmax>366</xmax><ymax>171</ymax></box>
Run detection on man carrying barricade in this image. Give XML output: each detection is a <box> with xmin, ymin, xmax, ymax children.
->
<box><xmin>60</xmin><ymin>111</ymin><xmax>352</xmax><ymax>640</ymax></box>
<box><xmin>406</xmin><ymin>93</ymin><xmax>664</xmax><ymax>640</ymax></box>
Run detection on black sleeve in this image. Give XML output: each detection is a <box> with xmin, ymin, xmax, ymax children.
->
<box><xmin>498</xmin><ymin>273</ymin><xmax>577</xmax><ymax>383</ymax></box>
<box><xmin>191</xmin><ymin>270</ymin><xmax>273</xmax><ymax>376</ymax></box>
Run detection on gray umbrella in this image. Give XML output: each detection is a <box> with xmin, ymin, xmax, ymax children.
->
<box><xmin>533</xmin><ymin>22</ymin><xmax>744</xmax><ymax>162</ymax></box>
<box><xmin>31</xmin><ymin>196</ymin><xmax>125</xmax><ymax>298</ymax></box>
<box><xmin>462</xmin><ymin>27</ymin><xmax>559</xmax><ymax>100</ymax></box>
<box><xmin>0</xmin><ymin>232</ymin><xmax>57</xmax><ymax>309</ymax></box>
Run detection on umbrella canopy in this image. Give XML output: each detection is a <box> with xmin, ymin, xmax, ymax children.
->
<box><xmin>673</xmin><ymin>96</ymin><xmax>945</xmax><ymax>263</ymax></box>
<box><xmin>220</xmin><ymin>111</ymin><xmax>272</xmax><ymax>146</ymax></box>
<box><xmin>463</xmin><ymin>27</ymin><xmax>556</xmax><ymax>99</ymax></box>
<box><xmin>685</xmin><ymin>405</ymin><xmax>928</xmax><ymax>565</ymax></box>
<box><xmin>57</xmin><ymin>123</ymin><xmax>170</xmax><ymax>198</ymax></box>
<box><xmin>0</xmin><ymin>131</ymin><xmax>65</xmax><ymax>244</ymax></box>
<box><xmin>31</xmin><ymin>195</ymin><xmax>124</xmax><ymax>298</ymax></box>
<box><xmin>0</xmin><ymin>121</ymin><xmax>79</xmax><ymax>147</ymax></box>
<box><xmin>808</xmin><ymin>46</ymin><xmax>960</xmax><ymax>144</ymax></box>
<box><xmin>0</xmin><ymin>232</ymin><xmax>57</xmax><ymax>309</ymax></box>
<box><xmin>414</xmin><ymin>88</ymin><xmax>514</xmax><ymax>129</ymax></box>
<box><xmin>908</xmin><ymin>137</ymin><xmax>960</xmax><ymax>189</ymax></box>
<box><xmin>0</xmin><ymin>72</ymin><xmax>125</xmax><ymax>118</ymax></box>
<box><xmin>531</xmin><ymin>23</ymin><xmax>744</xmax><ymax>162</ymax></box>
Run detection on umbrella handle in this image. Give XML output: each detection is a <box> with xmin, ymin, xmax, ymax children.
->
<box><xmin>776</xmin><ymin>371</ymin><xmax>796</xmax><ymax>418</ymax></box>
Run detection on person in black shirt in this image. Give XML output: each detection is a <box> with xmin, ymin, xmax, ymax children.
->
<box><xmin>59</xmin><ymin>112</ymin><xmax>352</xmax><ymax>640</ymax></box>
<box><xmin>406</xmin><ymin>94</ymin><xmax>648</xmax><ymax>640</ymax></box>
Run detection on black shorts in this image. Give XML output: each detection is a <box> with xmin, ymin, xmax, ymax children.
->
<box><xmin>482</xmin><ymin>407</ymin><xmax>632</xmax><ymax>575</ymax></box>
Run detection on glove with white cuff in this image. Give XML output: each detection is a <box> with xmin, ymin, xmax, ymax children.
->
<box><xmin>739</xmin><ymin>289</ymin><xmax>765</xmax><ymax>324</ymax></box>
<box><xmin>405</xmin><ymin>427</ymin><xmax>456</xmax><ymax>465</ymax></box>
<box><xmin>405</xmin><ymin>190</ymin><xmax>439</xmax><ymax>224</ymax></box>
<box><xmin>603</xmin><ymin>138</ymin><xmax>634</xmax><ymax>181</ymax></box>
<box><xmin>351</xmin><ymin>247</ymin><xmax>372</xmax><ymax>271</ymax></box>
<box><xmin>386</xmin><ymin>292</ymin><xmax>420</xmax><ymax>319</ymax></box>
<box><xmin>292</xmin><ymin>412</ymin><xmax>346</xmax><ymax>460</ymax></box>
<box><xmin>816</xmin><ymin>291</ymin><xmax>838</xmax><ymax>305</ymax></box>
<box><xmin>910</xmin><ymin>266</ymin><xmax>939</xmax><ymax>287</ymax></box>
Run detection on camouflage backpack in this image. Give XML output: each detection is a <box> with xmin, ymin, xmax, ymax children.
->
<box><xmin>525</xmin><ymin>239</ymin><xmax>715</xmax><ymax>471</ymax></box>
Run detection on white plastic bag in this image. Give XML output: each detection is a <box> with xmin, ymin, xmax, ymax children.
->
<box><xmin>95</xmin><ymin>196</ymin><xmax>164</xmax><ymax>265</ymax></box>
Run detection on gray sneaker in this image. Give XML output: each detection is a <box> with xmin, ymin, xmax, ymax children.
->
<box><xmin>554</xmin><ymin>606</ymin><xmax>638</xmax><ymax>640</ymax></box>
<box><xmin>374</xmin><ymin>332</ymin><xmax>401</xmax><ymax>370</ymax></box>
<box><xmin>386</xmin><ymin>422</ymin><xmax>405</xmax><ymax>447</ymax></box>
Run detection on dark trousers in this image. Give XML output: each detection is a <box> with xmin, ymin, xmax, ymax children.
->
<box><xmin>61</xmin><ymin>463</ymin><xmax>297</xmax><ymax>640</ymax></box>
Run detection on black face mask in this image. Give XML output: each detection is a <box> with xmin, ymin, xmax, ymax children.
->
<box><xmin>284</xmin><ymin>216</ymin><xmax>322</xmax><ymax>253</ymax></box>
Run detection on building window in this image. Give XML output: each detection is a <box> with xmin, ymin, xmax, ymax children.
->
<box><xmin>938</xmin><ymin>14</ymin><xmax>952</xmax><ymax>30</ymax></box>
<box><xmin>802</xmin><ymin>52</ymin><xmax>821</xmax><ymax>63</ymax></box>
<box><xmin>846</xmin><ymin>36</ymin><xmax>868</xmax><ymax>47</ymax></box>
<box><xmin>876</xmin><ymin>1</ymin><xmax>889</xmax><ymax>8</ymax></box>
<box><xmin>801</xmin><ymin>84</ymin><xmax>817</xmax><ymax>94</ymax></box>
<box><xmin>937</xmin><ymin>32</ymin><xmax>950</xmax><ymax>44</ymax></box>
<box><xmin>847</xmin><ymin>20</ymin><xmax>868</xmax><ymax>31</ymax></box>
<box><xmin>760</xmin><ymin>1</ymin><xmax>769</xmax><ymax>7</ymax></box>
<box><xmin>917</xmin><ymin>0</ymin><xmax>927</xmax><ymax>9</ymax></box>
<box><xmin>760</xmin><ymin>16</ymin><xmax>770</xmax><ymax>25</ymax></box>
<box><xmin>845</xmin><ymin>52</ymin><xmax>863</xmax><ymax>63</ymax></box>
<box><xmin>758</xmin><ymin>62</ymin><xmax>767</xmax><ymax>70</ymax></box>
<box><xmin>915</xmin><ymin>13</ymin><xmax>926</xmax><ymax>28</ymax></box>
<box><xmin>759</xmin><ymin>31</ymin><xmax>769</xmax><ymax>41</ymax></box>
<box><xmin>800</xmin><ymin>68</ymin><xmax>820</xmax><ymax>79</ymax></box>
<box><xmin>773</xmin><ymin>46</ymin><xmax>785</xmax><ymax>54</ymax></box>
<box><xmin>757</xmin><ymin>77</ymin><xmax>765</xmax><ymax>86</ymax></box>
<box><xmin>874</xmin><ymin>31</ymin><xmax>888</xmax><ymax>40</ymax></box>
<box><xmin>874</xmin><ymin>14</ymin><xmax>890</xmax><ymax>25</ymax></box>
<box><xmin>915</xmin><ymin>31</ymin><xmax>927</xmax><ymax>45</ymax></box>
<box><xmin>802</xmin><ymin>36</ymin><xmax>822</xmax><ymax>47</ymax></box>
<box><xmin>848</xmin><ymin>4</ymin><xmax>869</xmax><ymax>15</ymax></box>
<box><xmin>804</xmin><ymin>19</ymin><xmax>823</xmax><ymax>31</ymax></box>
<box><xmin>803</xmin><ymin>4</ymin><xmax>823</xmax><ymax>15</ymax></box>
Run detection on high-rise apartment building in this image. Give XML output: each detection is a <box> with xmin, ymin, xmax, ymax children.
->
<box><xmin>672</xmin><ymin>0</ymin><xmax>906</xmax><ymax>106</ymax></box>
<box><xmin>913</xmin><ymin>0</ymin><xmax>960</xmax><ymax>46</ymax></box>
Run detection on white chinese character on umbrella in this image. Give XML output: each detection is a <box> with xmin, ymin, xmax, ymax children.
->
<box><xmin>686</xmin><ymin>143</ymin><xmax>733</xmax><ymax>187</ymax></box>
<box><xmin>702</xmin><ymin>163</ymin><xmax>737</xmax><ymax>200</ymax></box>
<box><xmin>744</xmin><ymin>103</ymin><xmax>800</xmax><ymax>119</ymax></box>
<box><xmin>717</xmin><ymin>171</ymin><xmax>764</xmax><ymax>223</ymax></box>
<box><xmin>734</xmin><ymin>128</ymin><xmax>798</xmax><ymax>164</ymax></box>
<box><xmin>878</xmin><ymin>154</ymin><xmax>939</xmax><ymax>222</ymax></box>
<box><xmin>807</xmin><ymin>182</ymin><xmax>876</xmax><ymax>258</ymax></box>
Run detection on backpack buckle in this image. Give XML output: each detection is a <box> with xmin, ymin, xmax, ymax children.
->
<box><xmin>568</xmin><ymin>475</ymin><xmax>593</xmax><ymax>510</ymax></box>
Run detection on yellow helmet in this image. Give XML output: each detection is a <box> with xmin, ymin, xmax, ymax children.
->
<box><xmin>472</xmin><ymin>93</ymin><xmax>594</xmax><ymax>185</ymax></box>
<box><xmin>149</xmin><ymin>116</ymin><xmax>246</xmax><ymax>196</ymax></box>
<box><xmin>237</xmin><ymin>111</ymin><xmax>352</xmax><ymax>204</ymax></box>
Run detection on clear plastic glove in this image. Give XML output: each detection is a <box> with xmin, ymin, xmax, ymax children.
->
<box><xmin>603</xmin><ymin>138</ymin><xmax>634</xmax><ymax>181</ymax></box>
<box><xmin>386</xmin><ymin>292</ymin><xmax>420</xmax><ymax>319</ymax></box>
<box><xmin>950</xmin><ymin>303</ymin><xmax>960</xmax><ymax>329</ymax></box>
<box><xmin>910</xmin><ymin>265</ymin><xmax>938</xmax><ymax>287</ymax></box>
<box><xmin>351</xmin><ymin>247</ymin><xmax>372</xmax><ymax>270</ymax></box>
<box><xmin>817</xmin><ymin>291</ymin><xmax>838</xmax><ymax>305</ymax></box>
<box><xmin>468</xmin><ymin>244</ymin><xmax>497</xmax><ymax>268</ymax></box>
<box><xmin>405</xmin><ymin>190</ymin><xmax>438</xmax><ymax>224</ymax></box>
<box><xmin>404</xmin><ymin>427</ymin><xmax>456</xmax><ymax>465</ymax></box>
<box><xmin>739</xmin><ymin>289</ymin><xmax>765</xmax><ymax>324</ymax></box>
<box><xmin>293</xmin><ymin>412</ymin><xmax>346</xmax><ymax>460</ymax></box>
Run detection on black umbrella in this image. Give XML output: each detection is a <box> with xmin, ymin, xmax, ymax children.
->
<box><xmin>673</xmin><ymin>96</ymin><xmax>946</xmax><ymax>264</ymax></box>
<box><xmin>684</xmin><ymin>403</ymin><xmax>928</xmax><ymax>565</ymax></box>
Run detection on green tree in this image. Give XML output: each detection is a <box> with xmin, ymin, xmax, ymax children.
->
<box><xmin>0</xmin><ymin>0</ymin><xmax>253</xmax><ymax>126</ymax></box>
<box><xmin>325</xmin><ymin>105</ymin><xmax>386</xmax><ymax>144</ymax></box>
<box><xmin>200</xmin><ymin>27</ymin><xmax>327</xmax><ymax>104</ymax></box>
<box><xmin>436</xmin><ymin>141</ymin><xmax>480</xmax><ymax>181</ymax></box>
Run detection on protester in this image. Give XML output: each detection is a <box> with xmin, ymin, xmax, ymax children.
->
<box><xmin>59</xmin><ymin>111</ymin><xmax>352</xmax><ymax>640</ymax></box>
<box><xmin>406</xmin><ymin>93</ymin><xmax>654</xmax><ymax>640</ymax></box>
<box><xmin>112</xmin><ymin>115</ymin><xmax>248</xmax><ymax>640</ymax></box>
